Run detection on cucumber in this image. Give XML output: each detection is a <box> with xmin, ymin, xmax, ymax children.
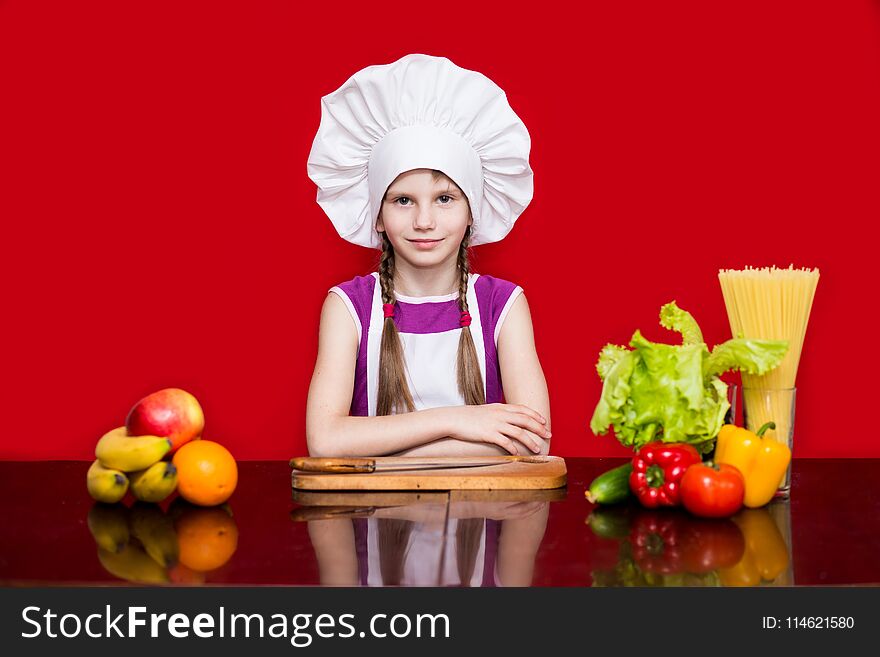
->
<box><xmin>586</xmin><ymin>505</ymin><xmax>635</xmax><ymax>539</ymax></box>
<box><xmin>585</xmin><ymin>462</ymin><xmax>633</xmax><ymax>505</ymax></box>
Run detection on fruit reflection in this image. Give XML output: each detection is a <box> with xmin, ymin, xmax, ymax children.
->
<box><xmin>167</xmin><ymin>563</ymin><xmax>207</xmax><ymax>585</ymax></box>
<box><xmin>129</xmin><ymin>502</ymin><xmax>179</xmax><ymax>568</ymax></box>
<box><xmin>170</xmin><ymin>499</ymin><xmax>239</xmax><ymax>572</ymax></box>
<box><xmin>98</xmin><ymin>543</ymin><xmax>169</xmax><ymax>585</ymax></box>
<box><xmin>718</xmin><ymin>508</ymin><xmax>790</xmax><ymax>586</ymax></box>
<box><xmin>86</xmin><ymin>498</ymin><xmax>238</xmax><ymax>585</ymax></box>
<box><xmin>87</xmin><ymin>503</ymin><xmax>130</xmax><ymax>553</ymax></box>
<box><xmin>588</xmin><ymin>507</ymin><xmax>745</xmax><ymax>586</ymax></box>
<box><xmin>588</xmin><ymin>505</ymin><xmax>791</xmax><ymax>587</ymax></box>
<box><xmin>676</xmin><ymin>517</ymin><xmax>745</xmax><ymax>574</ymax></box>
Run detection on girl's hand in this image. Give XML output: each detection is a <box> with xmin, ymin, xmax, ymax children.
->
<box><xmin>446</xmin><ymin>403</ymin><xmax>551</xmax><ymax>455</ymax></box>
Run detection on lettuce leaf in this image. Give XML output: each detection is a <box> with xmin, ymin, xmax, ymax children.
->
<box><xmin>703</xmin><ymin>338</ymin><xmax>790</xmax><ymax>379</ymax></box>
<box><xmin>659</xmin><ymin>301</ymin><xmax>704</xmax><ymax>345</ymax></box>
<box><xmin>589</xmin><ymin>302</ymin><xmax>788</xmax><ymax>452</ymax></box>
<box><xmin>596</xmin><ymin>344</ymin><xmax>630</xmax><ymax>381</ymax></box>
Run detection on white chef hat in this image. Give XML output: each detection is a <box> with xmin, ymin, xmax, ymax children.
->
<box><xmin>307</xmin><ymin>53</ymin><xmax>533</xmax><ymax>249</ymax></box>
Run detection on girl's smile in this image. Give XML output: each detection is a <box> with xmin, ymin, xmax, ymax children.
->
<box><xmin>407</xmin><ymin>238</ymin><xmax>444</xmax><ymax>250</ymax></box>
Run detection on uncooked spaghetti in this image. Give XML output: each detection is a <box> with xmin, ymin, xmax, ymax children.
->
<box><xmin>718</xmin><ymin>266</ymin><xmax>819</xmax><ymax>454</ymax></box>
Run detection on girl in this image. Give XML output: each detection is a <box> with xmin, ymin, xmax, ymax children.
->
<box><xmin>305</xmin><ymin>54</ymin><xmax>551</xmax><ymax>458</ymax></box>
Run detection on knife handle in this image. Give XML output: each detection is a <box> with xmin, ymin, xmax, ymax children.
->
<box><xmin>289</xmin><ymin>457</ymin><xmax>376</xmax><ymax>473</ymax></box>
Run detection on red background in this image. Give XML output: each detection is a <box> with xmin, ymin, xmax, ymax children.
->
<box><xmin>1</xmin><ymin>1</ymin><xmax>878</xmax><ymax>460</ymax></box>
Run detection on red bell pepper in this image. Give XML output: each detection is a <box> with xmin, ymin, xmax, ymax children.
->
<box><xmin>630</xmin><ymin>511</ymin><xmax>686</xmax><ymax>574</ymax></box>
<box><xmin>629</xmin><ymin>442</ymin><xmax>701</xmax><ymax>508</ymax></box>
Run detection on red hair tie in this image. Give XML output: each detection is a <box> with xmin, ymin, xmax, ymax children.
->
<box><xmin>460</xmin><ymin>311</ymin><xmax>472</xmax><ymax>328</ymax></box>
<box><xmin>383</xmin><ymin>303</ymin><xmax>395</xmax><ymax>319</ymax></box>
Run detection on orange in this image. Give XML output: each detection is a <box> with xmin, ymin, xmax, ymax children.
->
<box><xmin>167</xmin><ymin>562</ymin><xmax>207</xmax><ymax>585</ymax></box>
<box><xmin>174</xmin><ymin>504</ymin><xmax>239</xmax><ymax>572</ymax></box>
<box><xmin>172</xmin><ymin>440</ymin><xmax>238</xmax><ymax>506</ymax></box>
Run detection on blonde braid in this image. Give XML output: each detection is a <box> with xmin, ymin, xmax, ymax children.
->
<box><xmin>456</xmin><ymin>226</ymin><xmax>486</xmax><ymax>405</ymax></box>
<box><xmin>376</xmin><ymin>232</ymin><xmax>416</xmax><ymax>416</ymax></box>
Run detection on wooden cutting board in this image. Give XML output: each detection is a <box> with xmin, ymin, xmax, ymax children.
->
<box><xmin>291</xmin><ymin>455</ymin><xmax>567</xmax><ymax>491</ymax></box>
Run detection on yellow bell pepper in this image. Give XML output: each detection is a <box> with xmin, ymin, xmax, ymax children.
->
<box><xmin>719</xmin><ymin>508</ymin><xmax>790</xmax><ymax>586</ymax></box>
<box><xmin>714</xmin><ymin>422</ymin><xmax>791</xmax><ymax>508</ymax></box>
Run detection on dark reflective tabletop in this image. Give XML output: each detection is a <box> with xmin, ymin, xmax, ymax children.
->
<box><xmin>1</xmin><ymin>459</ymin><xmax>878</xmax><ymax>586</ymax></box>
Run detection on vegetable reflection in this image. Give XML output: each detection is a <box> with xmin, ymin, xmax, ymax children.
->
<box><xmin>587</xmin><ymin>504</ymin><xmax>791</xmax><ymax>587</ymax></box>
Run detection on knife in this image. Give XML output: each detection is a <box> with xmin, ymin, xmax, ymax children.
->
<box><xmin>289</xmin><ymin>455</ymin><xmax>549</xmax><ymax>474</ymax></box>
<box><xmin>289</xmin><ymin>506</ymin><xmax>379</xmax><ymax>521</ymax></box>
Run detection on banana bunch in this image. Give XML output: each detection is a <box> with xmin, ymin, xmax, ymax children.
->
<box><xmin>129</xmin><ymin>461</ymin><xmax>178</xmax><ymax>502</ymax></box>
<box><xmin>87</xmin><ymin>426</ymin><xmax>178</xmax><ymax>503</ymax></box>
<box><xmin>87</xmin><ymin>460</ymin><xmax>129</xmax><ymax>503</ymax></box>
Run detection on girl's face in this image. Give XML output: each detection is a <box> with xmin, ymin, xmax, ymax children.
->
<box><xmin>376</xmin><ymin>169</ymin><xmax>472</xmax><ymax>264</ymax></box>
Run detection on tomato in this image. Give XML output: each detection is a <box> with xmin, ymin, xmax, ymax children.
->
<box><xmin>679</xmin><ymin>517</ymin><xmax>745</xmax><ymax>573</ymax></box>
<box><xmin>680</xmin><ymin>463</ymin><xmax>745</xmax><ymax>518</ymax></box>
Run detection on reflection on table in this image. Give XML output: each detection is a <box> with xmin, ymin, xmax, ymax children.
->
<box><xmin>294</xmin><ymin>490</ymin><xmax>558</xmax><ymax>587</ymax></box>
<box><xmin>1</xmin><ymin>460</ymin><xmax>878</xmax><ymax>586</ymax></box>
<box><xmin>87</xmin><ymin>498</ymin><xmax>239</xmax><ymax>585</ymax></box>
<box><xmin>586</xmin><ymin>503</ymin><xmax>792</xmax><ymax>587</ymax></box>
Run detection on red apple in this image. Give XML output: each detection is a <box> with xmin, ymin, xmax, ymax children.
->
<box><xmin>126</xmin><ymin>388</ymin><xmax>204</xmax><ymax>453</ymax></box>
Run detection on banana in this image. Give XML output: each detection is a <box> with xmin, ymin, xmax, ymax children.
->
<box><xmin>95</xmin><ymin>426</ymin><xmax>171</xmax><ymax>472</ymax></box>
<box><xmin>97</xmin><ymin>543</ymin><xmax>169</xmax><ymax>584</ymax></box>
<box><xmin>87</xmin><ymin>502</ymin><xmax>130</xmax><ymax>553</ymax></box>
<box><xmin>86</xmin><ymin>459</ymin><xmax>129</xmax><ymax>503</ymax></box>
<box><xmin>129</xmin><ymin>461</ymin><xmax>178</xmax><ymax>502</ymax></box>
<box><xmin>128</xmin><ymin>502</ymin><xmax>179</xmax><ymax>568</ymax></box>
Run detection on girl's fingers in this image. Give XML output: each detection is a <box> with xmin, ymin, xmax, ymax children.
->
<box><xmin>507</xmin><ymin>404</ymin><xmax>546</xmax><ymax>424</ymax></box>
<box><xmin>508</xmin><ymin>413</ymin><xmax>552</xmax><ymax>440</ymax></box>
<box><xmin>505</xmin><ymin>427</ymin><xmax>541</xmax><ymax>454</ymax></box>
<box><xmin>530</xmin><ymin>418</ymin><xmax>552</xmax><ymax>439</ymax></box>
<box><xmin>492</xmin><ymin>435</ymin><xmax>518</xmax><ymax>455</ymax></box>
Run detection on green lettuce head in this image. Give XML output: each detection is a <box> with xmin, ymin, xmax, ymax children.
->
<box><xmin>589</xmin><ymin>302</ymin><xmax>788</xmax><ymax>453</ymax></box>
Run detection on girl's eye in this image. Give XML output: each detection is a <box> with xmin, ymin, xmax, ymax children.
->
<box><xmin>438</xmin><ymin>195</ymin><xmax>452</xmax><ymax>204</ymax></box>
<box><xmin>395</xmin><ymin>197</ymin><xmax>412</xmax><ymax>206</ymax></box>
